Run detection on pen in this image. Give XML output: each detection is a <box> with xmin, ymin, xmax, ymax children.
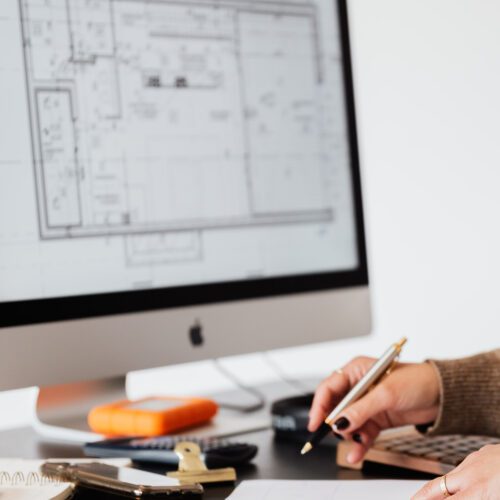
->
<box><xmin>301</xmin><ymin>337</ymin><xmax>407</xmax><ymax>455</ymax></box>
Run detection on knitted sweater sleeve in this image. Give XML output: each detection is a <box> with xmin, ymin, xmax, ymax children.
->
<box><xmin>426</xmin><ymin>349</ymin><xmax>500</xmax><ymax>436</ymax></box>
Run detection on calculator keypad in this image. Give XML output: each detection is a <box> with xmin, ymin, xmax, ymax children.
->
<box><xmin>378</xmin><ymin>434</ymin><xmax>500</xmax><ymax>466</ymax></box>
<box><xmin>129</xmin><ymin>435</ymin><xmax>232</xmax><ymax>452</ymax></box>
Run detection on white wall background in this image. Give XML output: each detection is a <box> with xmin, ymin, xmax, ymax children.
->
<box><xmin>350</xmin><ymin>0</ymin><xmax>500</xmax><ymax>359</ymax></box>
<box><xmin>2</xmin><ymin>0</ymin><xmax>500</xmax><ymax>429</ymax></box>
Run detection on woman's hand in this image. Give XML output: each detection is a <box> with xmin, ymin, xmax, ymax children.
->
<box><xmin>308</xmin><ymin>356</ymin><xmax>441</xmax><ymax>463</ymax></box>
<box><xmin>412</xmin><ymin>444</ymin><xmax>500</xmax><ymax>499</ymax></box>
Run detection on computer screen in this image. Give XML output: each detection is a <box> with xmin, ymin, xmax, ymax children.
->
<box><xmin>0</xmin><ymin>0</ymin><xmax>366</xmax><ymax>326</ymax></box>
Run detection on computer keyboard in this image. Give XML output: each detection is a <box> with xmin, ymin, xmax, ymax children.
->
<box><xmin>337</xmin><ymin>427</ymin><xmax>500</xmax><ymax>474</ymax></box>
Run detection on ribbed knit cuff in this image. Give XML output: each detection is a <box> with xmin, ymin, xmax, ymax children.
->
<box><xmin>425</xmin><ymin>350</ymin><xmax>500</xmax><ymax>436</ymax></box>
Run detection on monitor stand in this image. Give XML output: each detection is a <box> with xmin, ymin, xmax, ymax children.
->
<box><xmin>33</xmin><ymin>375</ymin><xmax>318</xmax><ymax>443</ymax></box>
<box><xmin>34</xmin><ymin>376</ymin><xmax>126</xmax><ymax>443</ymax></box>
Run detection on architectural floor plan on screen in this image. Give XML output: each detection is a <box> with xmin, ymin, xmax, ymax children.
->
<box><xmin>21</xmin><ymin>0</ymin><xmax>342</xmax><ymax>240</ymax></box>
<box><xmin>0</xmin><ymin>0</ymin><xmax>357</xmax><ymax>300</ymax></box>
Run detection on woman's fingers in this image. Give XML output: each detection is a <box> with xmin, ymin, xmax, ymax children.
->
<box><xmin>449</xmin><ymin>489</ymin><xmax>482</xmax><ymax>500</ymax></box>
<box><xmin>308</xmin><ymin>370</ymin><xmax>350</xmax><ymax>431</ymax></box>
<box><xmin>413</xmin><ymin>445</ymin><xmax>500</xmax><ymax>499</ymax></box>
<box><xmin>309</xmin><ymin>357</ymin><xmax>377</xmax><ymax>432</ymax></box>
<box><xmin>331</xmin><ymin>383</ymin><xmax>395</xmax><ymax>436</ymax></box>
<box><xmin>411</xmin><ymin>471</ymin><xmax>461</xmax><ymax>500</ymax></box>
<box><xmin>344</xmin><ymin>420</ymin><xmax>381</xmax><ymax>464</ymax></box>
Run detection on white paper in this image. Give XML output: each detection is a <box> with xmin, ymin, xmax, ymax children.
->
<box><xmin>227</xmin><ymin>479</ymin><xmax>427</xmax><ymax>500</ymax></box>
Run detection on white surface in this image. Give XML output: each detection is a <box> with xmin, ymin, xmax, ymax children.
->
<box><xmin>2</xmin><ymin>0</ymin><xmax>500</xmax><ymax>428</ymax></box>
<box><xmin>348</xmin><ymin>0</ymin><xmax>500</xmax><ymax>361</ymax></box>
<box><xmin>226</xmin><ymin>480</ymin><xmax>427</xmax><ymax>500</ymax></box>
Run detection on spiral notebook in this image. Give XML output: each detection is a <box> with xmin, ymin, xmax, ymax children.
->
<box><xmin>0</xmin><ymin>458</ymin><xmax>131</xmax><ymax>500</ymax></box>
<box><xmin>0</xmin><ymin>459</ymin><xmax>73</xmax><ymax>500</ymax></box>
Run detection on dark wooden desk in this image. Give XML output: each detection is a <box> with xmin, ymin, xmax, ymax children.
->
<box><xmin>0</xmin><ymin>427</ymin><xmax>433</xmax><ymax>499</ymax></box>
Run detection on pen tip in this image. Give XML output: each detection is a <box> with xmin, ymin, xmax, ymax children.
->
<box><xmin>301</xmin><ymin>442</ymin><xmax>313</xmax><ymax>455</ymax></box>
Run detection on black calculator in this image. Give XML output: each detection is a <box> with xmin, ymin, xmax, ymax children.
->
<box><xmin>84</xmin><ymin>435</ymin><xmax>258</xmax><ymax>468</ymax></box>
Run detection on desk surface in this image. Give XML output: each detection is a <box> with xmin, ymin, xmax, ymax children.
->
<box><xmin>0</xmin><ymin>427</ymin><xmax>433</xmax><ymax>499</ymax></box>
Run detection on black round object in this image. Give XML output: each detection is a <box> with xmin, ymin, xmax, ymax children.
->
<box><xmin>271</xmin><ymin>394</ymin><xmax>314</xmax><ymax>442</ymax></box>
<box><xmin>271</xmin><ymin>394</ymin><xmax>340</xmax><ymax>447</ymax></box>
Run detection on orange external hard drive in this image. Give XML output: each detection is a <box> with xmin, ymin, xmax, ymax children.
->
<box><xmin>88</xmin><ymin>396</ymin><xmax>218</xmax><ymax>437</ymax></box>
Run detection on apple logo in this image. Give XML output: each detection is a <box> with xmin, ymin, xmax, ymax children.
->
<box><xmin>189</xmin><ymin>320</ymin><xmax>204</xmax><ymax>347</ymax></box>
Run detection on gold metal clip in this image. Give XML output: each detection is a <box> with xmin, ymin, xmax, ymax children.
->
<box><xmin>166</xmin><ymin>441</ymin><xmax>236</xmax><ymax>485</ymax></box>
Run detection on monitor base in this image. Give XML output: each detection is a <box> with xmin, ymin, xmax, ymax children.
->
<box><xmin>175</xmin><ymin>378</ymin><xmax>315</xmax><ymax>440</ymax></box>
<box><xmin>34</xmin><ymin>376</ymin><xmax>125</xmax><ymax>443</ymax></box>
<box><xmin>33</xmin><ymin>376</ymin><xmax>319</xmax><ymax>444</ymax></box>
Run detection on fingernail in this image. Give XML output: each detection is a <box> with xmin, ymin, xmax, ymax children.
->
<box><xmin>346</xmin><ymin>452</ymin><xmax>355</xmax><ymax>464</ymax></box>
<box><xmin>333</xmin><ymin>416</ymin><xmax>350</xmax><ymax>431</ymax></box>
<box><xmin>333</xmin><ymin>432</ymin><xmax>344</xmax><ymax>441</ymax></box>
<box><xmin>353</xmin><ymin>433</ymin><xmax>362</xmax><ymax>444</ymax></box>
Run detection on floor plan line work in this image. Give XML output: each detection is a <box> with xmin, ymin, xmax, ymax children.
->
<box><xmin>20</xmin><ymin>0</ymin><xmax>334</xmax><ymax>240</ymax></box>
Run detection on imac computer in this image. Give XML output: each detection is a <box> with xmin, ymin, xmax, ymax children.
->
<box><xmin>0</xmin><ymin>0</ymin><xmax>370</xmax><ymax>438</ymax></box>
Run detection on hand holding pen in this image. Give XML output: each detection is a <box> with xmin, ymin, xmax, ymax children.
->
<box><xmin>304</xmin><ymin>339</ymin><xmax>441</xmax><ymax>464</ymax></box>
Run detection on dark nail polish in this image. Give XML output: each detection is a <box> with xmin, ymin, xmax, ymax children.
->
<box><xmin>334</xmin><ymin>416</ymin><xmax>350</xmax><ymax>431</ymax></box>
<box><xmin>353</xmin><ymin>433</ymin><xmax>362</xmax><ymax>444</ymax></box>
<box><xmin>333</xmin><ymin>432</ymin><xmax>344</xmax><ymax>441</ymax></box>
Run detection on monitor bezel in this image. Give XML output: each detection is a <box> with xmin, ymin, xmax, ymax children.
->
<box><xmin>0</xmin><ymin>0</ymin><xmax>368</xmax><ymax>329</ymax></box>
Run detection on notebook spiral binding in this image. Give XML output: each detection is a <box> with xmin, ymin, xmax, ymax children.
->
<box><xmin>0</xmin><ymin>470</ymin><xmax>62</xmax><ymax>486</ymax></box>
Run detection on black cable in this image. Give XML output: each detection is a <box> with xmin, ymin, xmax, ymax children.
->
<box><xmin>212</xmin><ymin>358</ymin><xmax>266</xmax><ymax>413</ymax></box>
